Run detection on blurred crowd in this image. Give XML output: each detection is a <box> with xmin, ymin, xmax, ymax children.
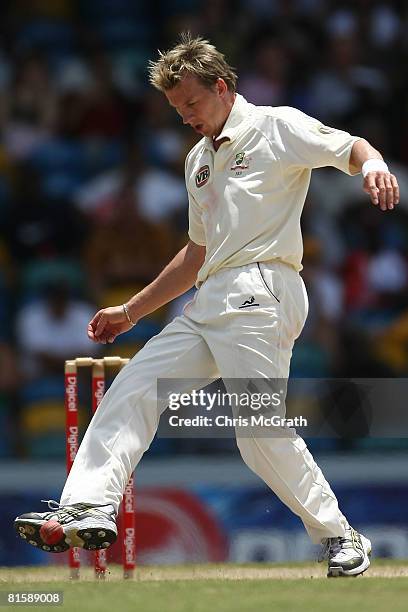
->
<box><xmin>1</xmin><ymin>0</ymin><xmax>408</xmax><ymax>458</ymax></box>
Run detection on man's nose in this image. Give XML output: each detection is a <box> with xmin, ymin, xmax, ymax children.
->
<box><xmin>182</xmin><ymin>112</ymin><xmax>194</xmax><ymax>125</ymax></box>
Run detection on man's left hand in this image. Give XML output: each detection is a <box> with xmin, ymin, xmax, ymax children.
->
<box><xmin>363</xmin><ymin>170</ymin><xmax>400</xmax><ymax>211</ymax></box>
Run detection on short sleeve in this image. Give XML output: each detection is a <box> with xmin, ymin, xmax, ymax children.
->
<box><xmin>273</xmin><ymin>108</ymin><xmax>361</xmax><ymax>175</ymax></box>
<box><xmin>187</xmin><ymin>189</ymin><xmax>206</xmax><ymax>246</ymax></box>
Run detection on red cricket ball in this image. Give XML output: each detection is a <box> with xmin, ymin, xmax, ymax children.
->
<box><xmin>39</xmin><ymin>520</ymin><xmax>64</xmax><ymax>545</ymax></box>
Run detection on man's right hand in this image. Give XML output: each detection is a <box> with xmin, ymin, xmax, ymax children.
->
<box><xmin>87</xmin><ymin>241</ymin><xmax>204</xmax><ymax>345</ymax></box>
<box><xmin>87</xmin><ymin>306</ymin><xmax>137</xmax><ymax>344</ymax></box>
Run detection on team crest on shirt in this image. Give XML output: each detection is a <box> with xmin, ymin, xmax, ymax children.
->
<box><xmin>195</xmin><ymin>165</ymin><xmax>210</xmax><ymax>188</ymax></box>
<box><xmin>317</xmin><ymin>124</ymin><xmax>336</xmax><ymax>135</ymax></box>
<box><xmin>230</xmin><ymin>151</ymin><xmax>250</xmax><ymax>175</ymax></box>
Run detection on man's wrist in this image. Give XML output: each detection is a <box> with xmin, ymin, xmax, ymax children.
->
<box><xmin>122</xmin><ymin>303</ymin><xmax>136</xmax><ymax>326</ymax></box>
<box><xmin>362</xmin><ymin>159</ymin><xmax>389</xmax><ymax>178</ymax></box>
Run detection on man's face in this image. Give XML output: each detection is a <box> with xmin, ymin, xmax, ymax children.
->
<box><xmin>165</xmin><ymin>73</ymin><xmax>230</xmax><ymax>138</ymax></box>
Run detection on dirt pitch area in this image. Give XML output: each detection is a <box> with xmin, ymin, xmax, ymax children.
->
<box><xmin>1</xmin><ymin>560</ymin><xmax>408</xmax><ymax>583</ymax></box>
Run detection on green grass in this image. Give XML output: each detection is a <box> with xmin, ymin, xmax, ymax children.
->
<box><xmin>1</xmin><ymin>562</ymin><xmax>408</xmax><ymax>612</ymax></box>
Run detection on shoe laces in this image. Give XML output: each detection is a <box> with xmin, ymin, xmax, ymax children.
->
<box><xmin>41</xmin><ymin>499</ymin><xmax>63</xmax><ymax>511</ymax></box>
<box><xmin>318</xmin><ymin>537</ymin><xmax>341</xmax><ymax>562</ymax></box>
<box><xmin>318</xmin><ymin>528</ymin><xmax>358</xmax><ymax>562</ymax></box>
<box><xmin>40</xmin><ymin>499</ymin><xmax>111</xmax><ymax>522</ymax></box>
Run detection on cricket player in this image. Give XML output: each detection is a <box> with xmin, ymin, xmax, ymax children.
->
<box><xmin>15</xmin><ymin>33</ymin><xmax>399</xmax><ymax>577</ymax></box>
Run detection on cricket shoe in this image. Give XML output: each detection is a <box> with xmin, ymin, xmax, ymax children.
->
<box><xmin>319</xmin><ymin>527</ymin><xmax>372</xmax><ymax>577</ymax></box>
<box><xmin>14</xmin><ymin>500</ymin><xmax>117</xmax><ymax>553</ymax></box>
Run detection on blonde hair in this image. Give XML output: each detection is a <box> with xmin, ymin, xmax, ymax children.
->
<box><xmin>148</xmin><ymin>32</ymin><xmax>237</xmax><ymax>92</ymax></box>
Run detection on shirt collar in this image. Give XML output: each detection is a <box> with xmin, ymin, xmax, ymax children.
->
<box><xmin>204</xmin><ymin>93</ymin><xmax>252</xmax><ymax>151</ymax></box>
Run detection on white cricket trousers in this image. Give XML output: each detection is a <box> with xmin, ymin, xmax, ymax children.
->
<box><xmin>61</xmin><ymin>261</ymin><xmax>348</xmax><ymax>544</ymax></box>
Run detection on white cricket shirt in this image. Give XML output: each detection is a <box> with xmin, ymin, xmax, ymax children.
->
<box><xmin>186</xmin><ymin>94</ymin><xmax>360</xmax><ymax>286</ymax></box>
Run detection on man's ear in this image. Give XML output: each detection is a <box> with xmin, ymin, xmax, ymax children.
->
<box><xmin>216</xmin><ymin>78</ymin><xmax>227</xmax><ymax>96</ymax></box>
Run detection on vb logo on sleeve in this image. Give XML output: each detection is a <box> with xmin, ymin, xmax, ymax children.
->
<box><xmin>195</xmin><ymin>165</ymin><xmax>210</xmax><ymax>188</ymax></box>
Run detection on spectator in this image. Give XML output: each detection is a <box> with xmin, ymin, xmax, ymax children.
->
<box><xmin>15</xmin><ymin>280</ymin><xmax>100</xmax><ymax>380</ymax></box>
<box><xmin>84</xmin><ymin>179</ymin><xmax>179</xmax><ymax>299</ymax></box>
<box><xmin>74</xmin><ymin>144</ymin><xmax>188</xmax><ymax>225</ymax></box>
<box><xmin>239</xmin><ymin>38</ymin><xmax>290</xmax><ymax>106</ymax></box>
<box><xmin>0</xmin><ymin>52</ymin><xmax>57</xmax><ymax>159</ymax></box>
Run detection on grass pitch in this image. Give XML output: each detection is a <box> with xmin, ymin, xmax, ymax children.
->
<box><xmin>1</xmin><ymin>561</ymin><xmax>407</xmax><ymax>612</ymax></box>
